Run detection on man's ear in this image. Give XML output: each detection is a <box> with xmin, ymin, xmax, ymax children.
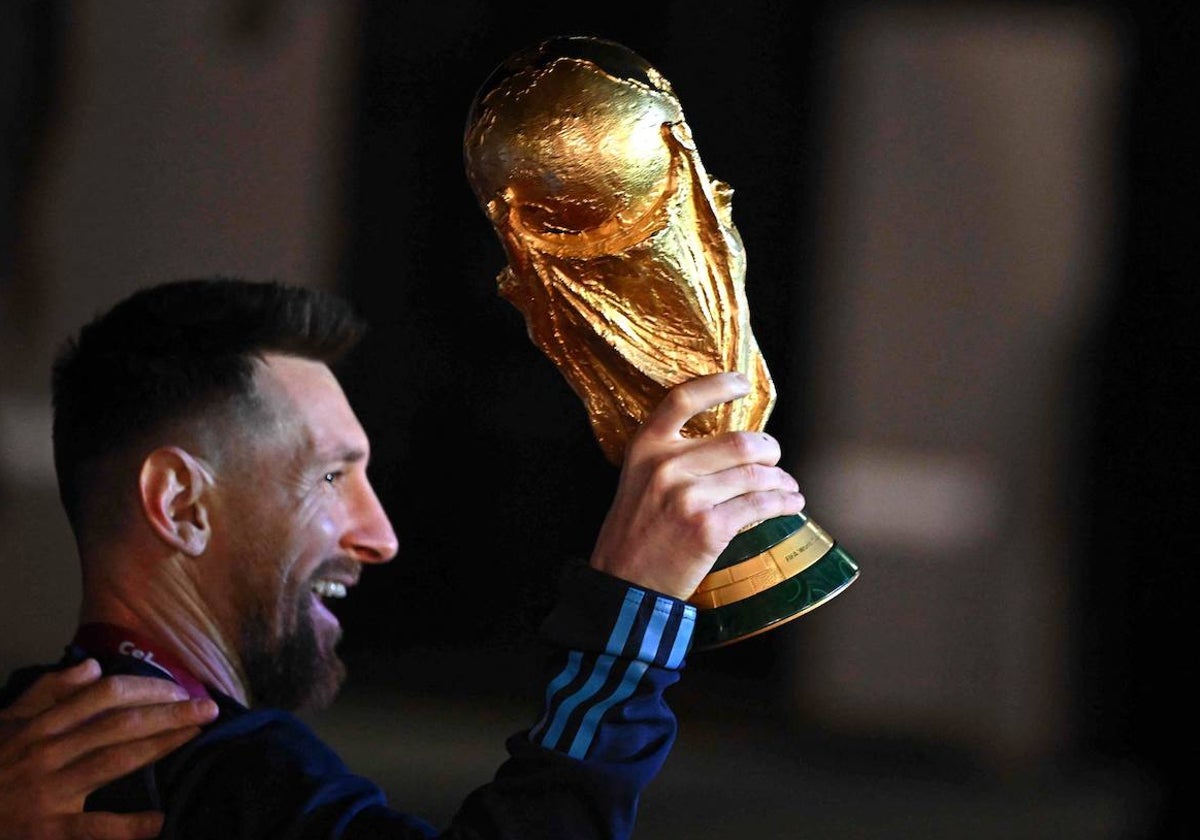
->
<box><xmin>138</xmin><ymin>447</ymin><xmax>214</xmax><ymax>556</ymax></box>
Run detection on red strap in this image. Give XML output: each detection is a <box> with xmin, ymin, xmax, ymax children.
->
<box><xmin>73</xmin><ymin>622</ymin><xmax>211</xmax><ymax>700</ymax></box>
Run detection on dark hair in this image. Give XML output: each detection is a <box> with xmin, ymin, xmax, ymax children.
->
<box><xmin>51</xmin><ymin>277</ymin><xmax>366</xmax><ymax>534</ymax></box>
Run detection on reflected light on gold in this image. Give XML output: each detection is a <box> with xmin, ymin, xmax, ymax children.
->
<box><xmin>464</xmin><ymin>37</ymin><xmax>775</xmax><ymax>465</ymax></box>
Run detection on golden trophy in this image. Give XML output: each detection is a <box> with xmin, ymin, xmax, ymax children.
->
<box><xmin>464</xmin><ymin>36</ymin><xmax>858</xmax><ymax>649</ymax></box>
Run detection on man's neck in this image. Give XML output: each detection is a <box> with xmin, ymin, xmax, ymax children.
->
<box><xmin>79</xmin><ymin>560</ymin><xmax>250</xmax><ymax>705</ymax></box>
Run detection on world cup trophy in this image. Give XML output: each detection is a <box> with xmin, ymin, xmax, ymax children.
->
<box><xmin>463</xmin><ymin>36</ymin><xmax>858</xmax><ymax>649</ymax></box>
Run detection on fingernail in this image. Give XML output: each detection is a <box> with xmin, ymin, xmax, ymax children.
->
<box><xmin>192</xmin><ymin>698</ymin><xmax>219</xmax><ymax>718</ymax></box>
<box><xmin>77</xmin><ymin>658</ymin><xmax>101</xmax><ymax>677</ymax></box>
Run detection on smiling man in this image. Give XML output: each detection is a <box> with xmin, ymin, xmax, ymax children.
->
<box><xmin>199</xmin><ymin>352</ymin><xmax>397</xmax><ymax>713</ymax></box>
<box><xmin>0</xmin><ymin>278</ymin><xmax>806</xmax><ymax>838</ymax></box>
<box><xmin>48</xmin><ymin>280</ymin><xmax>395</xmax><ymax>717</ymax></box>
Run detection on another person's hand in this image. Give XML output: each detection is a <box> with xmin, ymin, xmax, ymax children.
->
<box><xmin>0</xmin><ymin>658</ymin><xmax>218</xmax><ymax>840</ymax></box>
<box><xmin>590</xmin><ymin>371</ymin><xmax>806</xmax><ymax>600</ymax></box>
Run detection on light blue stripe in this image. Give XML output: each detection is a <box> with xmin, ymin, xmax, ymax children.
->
<box><xmin>529</xmin><ymin>650</ymin><xmax>583</xmax><ymax>741</ymax></box>
<box><xmin>537</xmin><ymin>588</ymin><xmax>645</xmax><ymax>751</ymax></box>
<box><xmin>537</xmin><ymin>654</ymin><xmax>617</xmax><ymax>750</ymax></box>
<box><xmin>605</xmin><ymin>589</ymin><xmax>644</xmax><ymax>656</ymax></box>
<box><xmin>567</xmin><ymin>661</ymin><xmax>649</xmax><ymax>759</ymax></box>
<box><xmin>665</xmin><ymin>606</ymin><xmax>696</xmax><ymax>669</ymax></box>
<box><xmin>565</xmin><ymin>598</ymin><xmax>669</xmax><ymax>759</ymax></box>
<box><xmin>638</xmin><ymin>597</ymin><xmax>673</xmax><ymax>662</ymax></box>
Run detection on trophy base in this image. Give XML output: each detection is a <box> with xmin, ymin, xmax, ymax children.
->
<box><xmin>688</xmin><ymin>513</ymin><xmax>859</xmax><ymax>651</ymax></box>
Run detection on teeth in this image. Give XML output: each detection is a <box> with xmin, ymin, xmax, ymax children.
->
<box><xmin>311</xmin><ymin>580</ymin><xmax>347</xmax><ymax>599</ymax></box>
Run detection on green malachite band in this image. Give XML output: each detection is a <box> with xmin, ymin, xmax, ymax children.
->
<box><xmin>711</xmin><ymin>513</ymin><xmax>808</xmax><ymax>571</ymax></box>
<box><xmin>692</xmin><ymin>531</ymin><xmax>859</xmax><ymax>651</ymax></box>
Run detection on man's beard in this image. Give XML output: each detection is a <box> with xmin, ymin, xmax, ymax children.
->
<box><xmin>239</xmin><ymin>589</ymin><xmax>346</xmax><ymax>713</ymax></box>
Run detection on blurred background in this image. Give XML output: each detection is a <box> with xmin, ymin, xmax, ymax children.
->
<box><xmin>1</xmin><ymin>1</ymin><xmax>1195</xmax><ymax>837</ymax></box>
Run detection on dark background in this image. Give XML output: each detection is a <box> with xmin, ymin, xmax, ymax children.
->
<box><xmin>1070</xmin><ymin>4</ymin><xmax>1197</xmax><ymax>835</ymax></box>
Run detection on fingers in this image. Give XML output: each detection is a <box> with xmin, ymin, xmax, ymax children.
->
<box><xmin>641</xmin><ymin>372</ymin><xmax>750</xmax><ymax>440</ymax></box>
<box><xmin>60</xmin><ymin>721</ymin><xmax>207</xmax><ymax>800</ymax></box>
<box><xmin>47</xmin><ymin>696</ymin><xmax>217</xmax><ymax>780</ymax></box>
<box><xmin>637</xmin><ymin>374</ymin><xmax>785</xmax><ymax>476</ymax></box>
<box><xmin>0</xmin><ymin>672</ymin><xmax>202</xmax><ymax>840</ymax></box>
<box><xmin>713</xmin><ymin>487</ymin><xmax>807</xmax><ymax>532</ymax></box>
<box><xmin>0</xmin><ymin>660</ymin><xmax>103</xmax><ymax>722</ymax></box>
<box><xmin>27</xmin><ymin>676</ymin><xmax>191</xmax><ymax>742</ymax></box>
<box><xmin>65</xmin><ymin>811</ymin><xmax>165</xmax><ymax>840</ymax></box>
<box><xmin>45</xmin><ymin>660</ymin><xmax>105</xmax><ymax>703</ymax></box>
<box><xmin>591</xmin><ymin>371</ymin><xmax>809</xmax><ymax>599</ymax></box>
<box><xmin>675</xmin><ymin>461</ymin><xmax>801</xmax><ymax>513</ymax></box>
<box><xmin>671</xmin><ymin>429</ymin><xmax>784</xmax><ymax>477</ymax></box>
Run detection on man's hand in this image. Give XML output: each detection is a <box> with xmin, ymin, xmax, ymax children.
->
<box><xmin>590</xmin><ymin>372</ymin><xmax>806</xmax><ymax>600</ymax></box>
<box><xmin>0</xmin><ymin>658</ymin><xmax>218</xmax><ymax>840</ymax></box>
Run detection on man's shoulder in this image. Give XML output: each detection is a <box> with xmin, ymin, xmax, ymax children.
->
<box><xmin>169</xmin><ymin>691</ymin><xmax>362</xmax><ymax>782</ymax></box>
<box><xmin>155</xmin><ymin>697</ymin><xmax>389</xmax><ymax>831</ymax></box>
<box><xmin>189</xmin><ymin>691</ymin><xmax>337</xmax><ymax>754</ymax></box>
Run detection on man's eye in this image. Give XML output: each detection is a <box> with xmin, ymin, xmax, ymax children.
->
<box><xmin>323</xmin><ymin>471</ymin><xmax>343</xmax><ymax>485</ymax></box>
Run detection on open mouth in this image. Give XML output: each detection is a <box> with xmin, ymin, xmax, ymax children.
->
<box><xmin>311</xmin><ymin>580</ymin><xmax>348</xmax><ymax>599</ymax></box>
<box><xmin>308</xmin><ymin>567</ymin><xmax>360</xmax><ymax>629</ymax></box>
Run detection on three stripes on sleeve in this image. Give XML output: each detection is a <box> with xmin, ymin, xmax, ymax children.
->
<box><xmin>531</xmin><ymin>586</ymin><xmax>696</xmax><ymax>760</ymax></box>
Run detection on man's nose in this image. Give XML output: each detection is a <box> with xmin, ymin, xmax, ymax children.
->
<box><xmin>341</xmin><ymin>479</ymin><xmax>399</xmax><ymax>563</ymax></box>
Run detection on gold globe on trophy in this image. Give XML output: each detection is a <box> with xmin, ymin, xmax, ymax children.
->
<box><xmin>463</xmin><ymin>36</ymin><xmax>858</xmax><ymax>649</ymax></box>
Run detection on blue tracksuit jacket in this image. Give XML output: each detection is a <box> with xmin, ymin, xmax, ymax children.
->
<box><xmin>0</xmin><ymin>564</ymin><xmax>696</xmax><ymax>839</ymax></box>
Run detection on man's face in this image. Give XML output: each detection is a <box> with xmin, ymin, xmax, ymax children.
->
<box><xmin>211</xmin><ymin>353</ymin><xmax>397</xmax><ymax>712</ymax></box>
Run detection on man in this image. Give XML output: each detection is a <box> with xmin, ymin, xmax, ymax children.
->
<box><xmin>0</xmin><ymin>278</ymin><xmax>805</xmax><ymax>837</ymax></box>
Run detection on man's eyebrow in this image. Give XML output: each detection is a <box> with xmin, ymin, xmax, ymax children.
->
<box><xmin>327</xmin><ymin>448</ymin><xmax>367</xmax><ymax>464</ymax></box>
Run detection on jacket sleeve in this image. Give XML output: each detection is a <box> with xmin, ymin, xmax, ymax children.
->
<box><xmin>438</xmin><ymin>562</ymin><xmax>696</xmax><ymax>840</ymax></box>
